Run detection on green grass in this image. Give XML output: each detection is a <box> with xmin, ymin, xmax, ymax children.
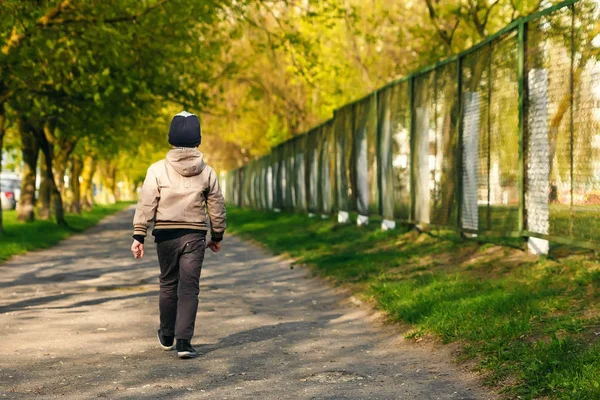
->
<box><xmin>0</xmin><ymin>202</ymin><xmax>132</xmax><ymax>262</ymax></box>
<box><xmin>227</xmin><ymin>206</ymin><xmax>600</xmax><ymax>399</ymax></box>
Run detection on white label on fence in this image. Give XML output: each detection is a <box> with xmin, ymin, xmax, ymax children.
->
<box><xmin>357</xmin><ymin>214</ymin><xmax>369</xmax><ymax>226</ymax></box>
<box><xmin>381</xmin><ymin>219</ymin><xmax>396</xmax><ymax>231</ymax></box>
<box><xmin>462</xmin><ymin>92</ymin><xmax>480</xmax><ymax>231</ymax></box>
<box><xmin>338</xmin><ymin>210</ymin><xmax>350</xmax><ymax>224</ymax></box>
<box><xmin>526</xmin><ymin>69</ymin><xmax>550</xmax><ymax>235</ymax></box>
<box><xmin>528</xmin><ymin>236</ymin><xmax>549</xmax><ymax>255</ymax></box>
<box><xmin>415</xmin><ymin>108</ymin><xmax>431</xmax><ymax>224</ymax></box>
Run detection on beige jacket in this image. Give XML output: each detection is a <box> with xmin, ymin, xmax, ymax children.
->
<box><xmin>133</xmin><ymin>148</ymin><xmax>226</xmax><ymax>239</ymax></box>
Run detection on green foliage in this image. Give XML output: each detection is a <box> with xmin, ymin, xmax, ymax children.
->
<box><xmin>0</xmin><ymin>0</ymin><xmax>238</xmax><ymax>223</ymax></box>
<box><xmin>0</xmin><ymin>0</ymin><xmax>577</xmax><ymax>180</ymax></box>
<box><xmin>227</xmin><ymin>207</ymin><xmax>600</xmax><ymax>399</ymax></box>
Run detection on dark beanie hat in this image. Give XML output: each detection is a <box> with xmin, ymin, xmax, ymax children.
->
<box><xmin>168</xmin><ymin>111</ymin><xmax>201</xmax><ymax>148</ymax></box>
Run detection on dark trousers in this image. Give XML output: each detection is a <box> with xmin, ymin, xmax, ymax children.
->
<box><xmin>156</xmin><ymin>233</ymin><xmax>206</xmax><ymax>340</ymax></box>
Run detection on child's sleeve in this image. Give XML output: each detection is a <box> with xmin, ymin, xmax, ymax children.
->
<box><xmin>205</xmin><ymin>168</ymin><xmax>227</xmax><ymax>242</ymax></box>
<box><xmin>132</xmin><ymin>167</ymin><xmax>160</xmax><ymax>243</ymax></box>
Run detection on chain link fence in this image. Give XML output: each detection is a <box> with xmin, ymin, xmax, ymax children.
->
<box><xmin>223</xmin><ymin>0</ymin><xmax>600</xmax><ymax>249</ymax></box>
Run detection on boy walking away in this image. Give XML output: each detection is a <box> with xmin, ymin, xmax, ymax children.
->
<box><xmin>130</xmin><ymin>111</ymin><xmax>226</xmax><ymax>359</ymax></box>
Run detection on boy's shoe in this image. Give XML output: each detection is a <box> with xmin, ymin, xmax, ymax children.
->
<box><xmin>176</xmin><ymin>339</ymin><xmax>198</xmax><ymax>359</ymax></box>
<box><xmin>157</xmin><ymin>329</ymin><xmax>174</xmax><ymax>351</ymax></box>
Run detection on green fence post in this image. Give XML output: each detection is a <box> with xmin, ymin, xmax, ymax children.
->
<box><xmin>569</xmin><ymin>4</ymin><xmax>575</xmax><ymax>239</ymax></box>
<box><xmin>456</xmin><ymin>56</ymin><xmax>464</xmax><ymax>233</ymax></box>
<box><xmin>517</xmin><ymin>20</ymin><xmax>527</xmax><ymax>237</ymax></box>
<box><xmin>409</xmin><ymin>76</ymin><xmax>416</xmax><ymax>225</ymax></box>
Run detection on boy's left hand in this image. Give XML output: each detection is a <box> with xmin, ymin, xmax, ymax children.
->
<box><xmin>207</xmin><ymin>241</ymin><xmax>221</xmax><ymax>253</ymax></box>
<box><xmin>131</xmin><ymin>240</ymin><xmax>144</xmax><ymax>258</ymax></box>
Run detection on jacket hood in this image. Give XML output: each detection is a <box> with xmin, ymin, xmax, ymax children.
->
<box><xmin>166</xmin><ymin>148</ymin><xmax>206</xmax><ymax>177</ymax></box>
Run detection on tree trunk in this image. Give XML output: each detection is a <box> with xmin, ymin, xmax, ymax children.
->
<box><xmin>68</xmin><ymin>156</ymin><xmax>83</xmax><ymax>214</ymax></box>
<box><xmin>17</xmin><ymin>117</ymin><xmax>39</xmax><ymax>222</ymax></box>
<box><xmin>37</xmin><ymin>152</ymin><xmax>51</xmax><ymax>220</ymax></box>
<box><xmin>42</xmin><ymin>125</ymin><xmax>77</xmax><ymax>201</ymax></box>
<box><xmin>37</xmin><ymin>121</ymin><xmax>66</xmax><ymax>226</ymax></box>
<box><xmin>81</xmin><ymin>155</ymin><xmax>96</xmax><ymax>211</ymax></box>
<box><xmin>98</xmin><ymin>160</ymin><xmax>117</xmax><ymax>204</ymax></box>
<box><xmin>54</xmin><ymin>164</ymin><xmax>67</xmax><ymax>199</ymax></box>
<box><xmin>53</xmin><ymin>140</ymin><xmax>76</xmax><ymax>199</ymax></box>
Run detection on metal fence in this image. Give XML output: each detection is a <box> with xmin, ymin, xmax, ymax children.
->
<box><xmin>222</xmin><ymin>0</ymin><xmax>600</xmax><ymax>249</ymax></box>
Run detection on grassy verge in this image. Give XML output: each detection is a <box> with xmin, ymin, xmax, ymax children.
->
<box><xmin>227</xmin><ymin>206</ymin><xmax>600</xmax><ymax>400</ymax></box>
<box><xmin>0</xmin><ymin>202</ymin><xmax>132</xmax><ymax>262</ymax></box>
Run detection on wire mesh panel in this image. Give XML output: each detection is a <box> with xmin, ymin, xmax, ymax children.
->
<box><xmin>230</xmin><ymin>170</ymin><xmax>239</xmax><ymax>206</ymax></box>
<box><xmin>240</xmin><ymin>166</ymin><xmax>248</xmax><ymax>207</ymax></box>
<box><xmin>237</xmin><ymin>168</ymin><xmax>244</xmax><ymax>207</ymax></box>
<box><xmin>244</xmin><ymin>162</ymin><xmax>253</xmax><ymax>208</ymax></box>
<box><xmin>315</xmin><ymin>126</ymin><xmax>325</xmax><ymax>214</ymax></box>
<box><xmin>377</xmin><ymin>86</ymin><xmax>395</xmax><ymax>220</ymax></box>
<box><xmin>571</xmin><ymin>0</ymin><xmax>600</xmax><ymax>243</ymax></box>
<box><xmin>413</xmin><ymin>63</ymin><xmax>459</xmax><ymax>228</ymax></box>
<box><xmin>334</xmin><ymin>105</ymin><xmax>355</xmax><ymax>212</ymax></box>
<box><xmin>252</xmin><ymin>160</ymin><xmax>259</xmax><ymax>209</ymax></box>
<box><xmin>390</xmin><ymin>80</ymin><xmax>412</xmax><ymax>221</ymax></box>
<box><xmin>256</xmin><ymin>158</ymin><xmax>262</xmax><ymax>209</ymax></box>
<box><xmin>235</xmin><ymin>169</ymin><xmax>241</xmax><ymax>206</ymax></box>
<box><xmin>251</xmin><ymin>161</ymin><xmax>258</xmax><ymax>208</ymax></box>
<box><xmin>251</xmin><ymin>160</ymin><xmax>259</xmax><ymax>209</ymax></box>
<box><xmin>366</xmin><ymin>94</ymin><xmax>380</xmax><ymax>215</ymax></box>
<box><xmin>254</xmin><ymin>159</ymin><xmax>261</xmax><ymax>209</ymax></box>
<box><xmin>223</xmin><ymin>171</ymin><xmax>230</xmax><ymax>203</ymax></box>
<box><xmin>283</xmin><ymin>140</ymin><xmax>295</xmax><ymax>210</ymax></box>
<box><xmin>318</xmin><ymin>121</ymin><xmax>335</xmax><ymax>215</ymax></box>
<box><xmin>244</xmin><ymin>165</ymin><xmax>250</xmax><ymax>207</ymax></box>
<box><xmin>272</xmin><ymin>145</ymin><xmax>283</xmax><ymax>210</ymax></box>
<box><xmin>305</xmin><ymin>127</ymin><xmax>320</xmax><ymax>214</ymax></box>
<box><xmin>263</xmin><ymin>155</ymin><xmax>273</xmax><ymax>210</ymax></box>
<box><xmin>412</xmin><ymin>71</ymin><xmax>435</xmax><ymax>225</ymax></box>
<box><xmin>294</xmin><ymin>135</ymin><xmax>307</xmax><ymax>212</ymax></box>
<box><xmin>265</xmin><ymin>155</ymin><xmax>273</xmax><ymax>210</ymax></box>
<box><xmin>353</xmin><ymin>95</ymin><xmax>377</xmax><ymax>217</ymax></box>
<box><xmin>260</xmin><ymin>157</ymin><xmax>268</xmax><ymax>209</ymax></box>
<box><xmin>489</xmin><ymin>34</ymin><xmax>520</xmax><ymax>232</ymax></box>
<box><xmin>526</xmin><ymin>6</ymin><xmax>572</xmax><ymax>239</ymax></box>
<box><xmin>461</xmin><ymin>48</ymin><xmax>487</xmax><ymax>231</ymax></box>
<box><xmin>462</xmin><ymin>33</ymin><xmax>520</xmax><ymax>233</ymax></box>
<box><xmin>433</xmin><ymin>62</ymin><xmax>459</xmax><ymax>227</ymax></box>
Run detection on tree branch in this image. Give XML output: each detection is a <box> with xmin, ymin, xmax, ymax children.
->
<box><xmin>41</xmin><ymin>0</ymin><xmax>171</xmax><ymax>26</ymax></box>
<box><xmin>423</xmin><ymin>0</ymin><xmax>457</xmax><ymax>51</ymax></box>
<box><xmin>2</xmin><ymin>0</ymin><xmax>71</xmax><ymax>55</ymax></box>
<box><xmin>2</xmin><ymin>0</ymin><xmax>171</xmax><ymax>56</ymax></box>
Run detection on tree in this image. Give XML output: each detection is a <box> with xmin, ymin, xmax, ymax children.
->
<box><xmin>1</xmin><ymin>0</ymin><xmax>235</xmax><ymax>224</ymax></box>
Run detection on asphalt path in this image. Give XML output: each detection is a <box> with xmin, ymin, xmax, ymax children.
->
<box><xmin>0</xmin><ymin>208</ymin><xmax>496</xmax><ymax>399</ymax></box>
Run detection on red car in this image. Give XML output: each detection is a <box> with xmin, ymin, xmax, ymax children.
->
<box><xmin>0</xmin><ymin>179</ymin><xmax>19</xmax><ymax>210</ymax></box>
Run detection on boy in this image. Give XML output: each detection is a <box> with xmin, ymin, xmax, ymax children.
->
<box><xmin>131</xmin><ymin>111</ymin><xmax>226</xmax><ymax>359</ymax></box>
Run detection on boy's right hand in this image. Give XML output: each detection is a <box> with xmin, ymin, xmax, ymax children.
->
<box><xmin>131</xmin><ymin>240</ymin><xmax>144</xmax><ymax>258</ymax></box>
<box><xmin>207</xmin><ymin>241</ymin><xmax>221</xmax><ymax>253</ymax></box>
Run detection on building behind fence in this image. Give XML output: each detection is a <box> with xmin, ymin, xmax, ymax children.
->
<box><xmin>222</xmin><ymin>0</ymin><xmax>600</xmax><ymax>252</ymax></box>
